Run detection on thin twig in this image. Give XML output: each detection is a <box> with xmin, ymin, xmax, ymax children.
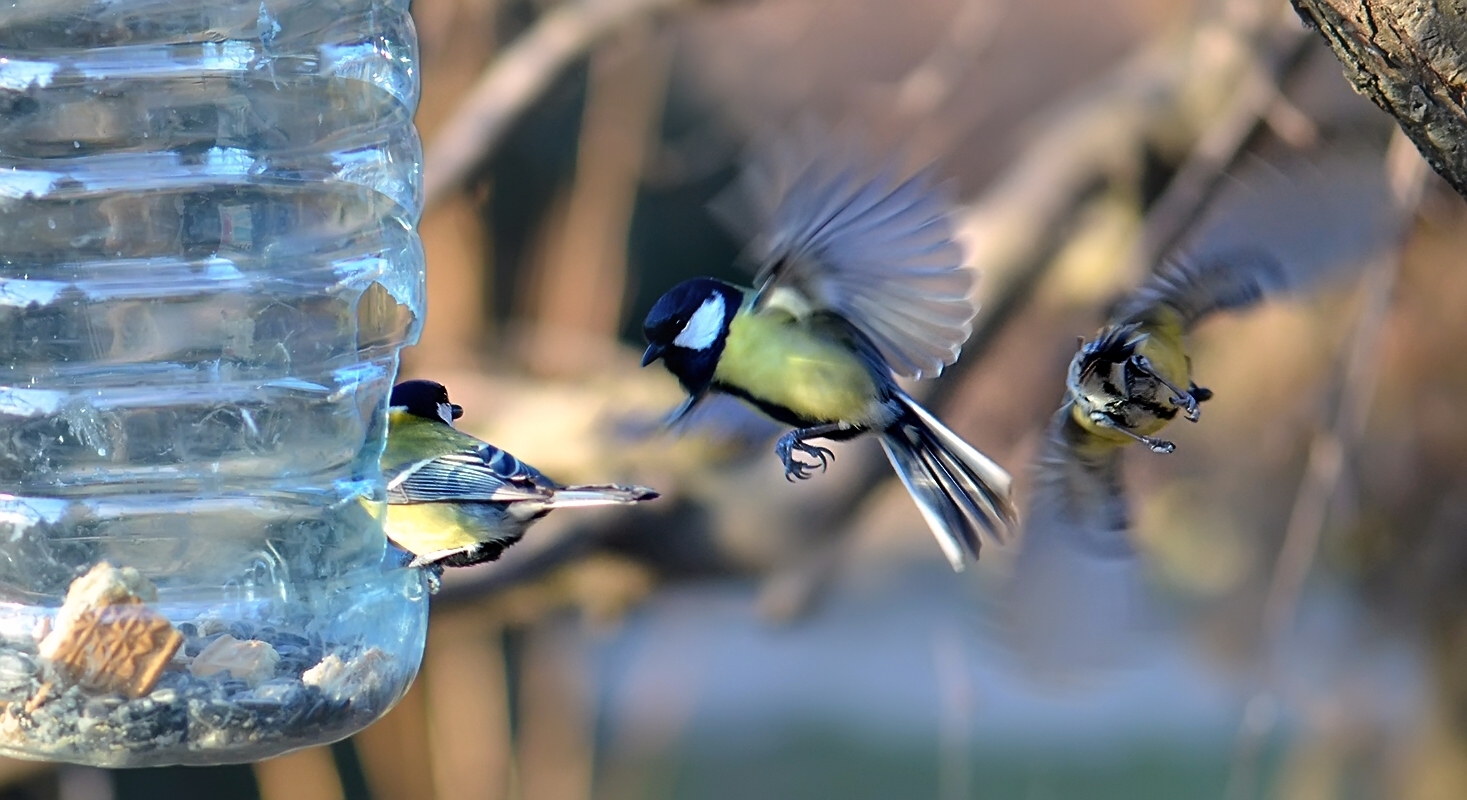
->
<box><xmin>1221</xmin><ymin>129</ymin><xmax>1428</xmax><ymax>800</ymax></box>
<box><xmin>1122</xmin><ymin>22</ymin><xmax>1313</xmax><ymax>279</ymax></box>
<box><xmin>421</xmin><ymin>0</ymin><xmax>691</xmax><ymax>210</ymax></box>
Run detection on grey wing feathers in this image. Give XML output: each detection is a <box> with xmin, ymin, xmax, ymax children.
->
<box><xmin>386</xmin><ymin>444</ymin><xmax>554</xmax><ymax>505</ymax></box>
<box><xmin>714</xmin><ymin>130</ymin><xmax>976</xmax><ymax>379</ymax></box>
<box><xmin>1181</xmin><ymin>152</ymin><xmax>1403</xmax><ymax>288</ymax></box>
<box><xmin>1022</xmin><ymin>405</ymin><xmax>1131</xmax><ymax>558</ymax></box>
<box><xmin>1129</xmin><ymin>148</ymin><xmax>1408</xmax><ymax>329</ymax></box>
<box><xmin>1115</xmin><ymin>249</ymin><xmax>1286</xmax><ymax>330</ymax></box>
<box><xmin>1002</xmin><ymin>406</ymin><xmax>1150</xmax><ymax>674</ymax></box>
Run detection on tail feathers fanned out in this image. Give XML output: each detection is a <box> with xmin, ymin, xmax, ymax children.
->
<box><xmin>879</xmin><ymin>391</ymin><xmax>1017</xmax><ymax>571</ymax></box>
<box><xmin>545</xmin><ymin>484</ymin><xmax>660</xmax><ymax>509</ymax></box>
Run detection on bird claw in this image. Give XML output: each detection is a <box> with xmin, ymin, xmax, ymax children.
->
<box><xmin>775</xmin><ymin>434</ymin><xmax>834</xmax><ymax>481</ymax></box>
<box><xmin>418</xmin><ymin>563</ymin><xmax>444</xmax><ymax>594</ymax></box>
<box><xmin>1090</xmin><ymin>411</ymin><xmax>1177</xmax><ymax>454</ymax></box>
<box><xmin>1129</xmin><ymin>354</ymin><xmax>1203</xmax><ymax>422</ymax></box>
<box><xmin>1172</xmin><ymin>392</ymin><xmax>1201</xmax><ymax>422</ymax></box>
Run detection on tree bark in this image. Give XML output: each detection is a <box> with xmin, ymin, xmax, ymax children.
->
<box><xmin>1292</xmin><ymin>0</ymin><xmax>1467</xmax><ymax>197</ymax></box>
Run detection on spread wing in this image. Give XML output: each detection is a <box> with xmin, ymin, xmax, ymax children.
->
<box><xmin>712</xmin><ymin>128</ymin><xmax>976</xmax><ymax>379</ymax></box>
<box><xmin>1179</xmin><ymin>151</ymin><xmax>1403</xmax><ymax>290</ymax></box>
<box><xmin>1003</xmin><ymin>405</ymin><xmax>1151</xmax><ymax>673</ymax></box>
<box><xmin>386</xmin><ymin>443</ymin><xmax>556</xmax><ymax>505</ymax></box>
<box><xmin>1120</xmin><ymin>148</ymin><xmax>1406</xmax><ymax>329</ymax></box>
<box><xmin>1023</xmin><ymin>405</ymin><xmax>1132</xmax><ymax>557</ymax></box>
<box><xmin>1114</xmin><ymin>249</ymin><xmax>1286</xmax><ymax>330</ymax></box>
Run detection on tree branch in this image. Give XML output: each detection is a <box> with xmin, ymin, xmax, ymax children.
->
<box><xmin>1292</xmin><ymin>0</ymin><xmax>1467</xmax><ymax>198</ymax></box>
<box><xmin>420</xmin><ymin>0</ymin><xmax>692</xmax><ymax>210</ymax></box>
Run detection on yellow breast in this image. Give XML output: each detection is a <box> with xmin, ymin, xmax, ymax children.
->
<box><xmin>1132</xmin><ymin>308</ymin><xmax>1192</xmax><ymax>394</ymax></box>
<box><xmin>713</xmin><ymin>311</ymin><xmax>881</xmax><ymax>423</ymax></box>
<box><xmin>380</xmin><ymin>502</ymin><xmax>487</xmax><ymax>557</ymax></box>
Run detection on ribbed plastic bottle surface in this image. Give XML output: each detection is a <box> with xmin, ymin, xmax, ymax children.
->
<box><xmin>0</xmin><ymin>0</ymin><xmax>428</xmax><ymax>766</ymax></box>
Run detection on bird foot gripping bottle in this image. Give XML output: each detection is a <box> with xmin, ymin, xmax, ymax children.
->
<box><xmin>0</xmin><ymin>0</ymin><xmax>428</xmax><ymax>765</ymax></box>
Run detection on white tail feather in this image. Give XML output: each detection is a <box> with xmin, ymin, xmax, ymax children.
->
<box><xmin>544</xmin><ymin>485</ymin><xmax>659</xmax><ymax>509</ymax></box>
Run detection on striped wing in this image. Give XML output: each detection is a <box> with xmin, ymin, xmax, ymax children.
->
<box><xmin>386</xmin><ymin>443</ymin><xmax>555</xmax><ymax>505</ymax></box>
<box><xmin>1123</xmin><ymin>148</ymin><xmax>1407</xmax><ymax>329</ymax></box>
<box><xmin>1115</xmin><ymin>249</ymin><xmax>1286</xmax><ymax>331</ymax></box>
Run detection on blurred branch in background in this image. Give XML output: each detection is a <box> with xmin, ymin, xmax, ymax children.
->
<box><xmin>421</xmin><ymin>0</ymin><xmax>697</xmax><ymax>212</ymax></box>
<box><xmin>515</xmin><ymin>623</ymin><xmax>595</xmax><ymax>800</ymax></box>
<box><xmin>422</xmin><ymin>609</ymin><xmax>514</xmax><ymax>800</ymax></box>
<box><xmin>1119</xmin><ymin>13</ymin><xmax>1311</xmax><ymax>280</ymax></box>
<box><xmin>1223</xmin><ymin>129</ymin><xmax>1429</xmax><ymax>800</ymax></box>
<box><xmin>527</xmin><ymin>23</ymin><xmax>674</xmax><ymax>376</ymax></box>
<box><xmin>1290</xmin><ymin>0</ymin><xmax>1467</xmax><ymax>200</ymax></box>
<box><xmin>255</xmin><ymin>746</ymin><xmax>345</xmax><ymax>800</ymax></box>
<box><xmin>352</xmin><ymin>681</ymin><xmax>435</xmax><ymax>800</ymax></box>
<box><xmin>410</xmin><ymin>0</ymin><xmax>500</xmax><ymax>372</ymax></box>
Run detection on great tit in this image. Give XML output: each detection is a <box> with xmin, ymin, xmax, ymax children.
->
<box><xmin>639</xmin><ymin>135</ymin><xmax>1016</xmax><ymax>571</ymax></box>
<box><xmin>1036</xmin><ymin>250</ymin><xmax>1286</xmax><ymax>555</ymax></box>
<box><xmin>1006</xmin><ymin>146</ymin><xmax>1408</xmax><ymax>671</ymax></box>
<box><xmin>1030</xmin><ymin>148</ymin><xmax>1405</xmax><ymax>557</ymax></box>
<box><xmin>380</xmin><ymin>380</ymin><xmax>660</xmax><ymax>578</ymax></box>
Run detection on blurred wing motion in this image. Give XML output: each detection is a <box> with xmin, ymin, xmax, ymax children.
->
<box><xmin>1119</xmin><ymin>148</ymin><xmax>1408</xmax><ymax>330</ymax></box>
<box><xmin>1114</xmin><ymin>248</ymin><xmax>1287</xmax><ymax>331</ymax></box>
<box><xmin>1175</xmin><ymin>149</ymin><xmax>1407</xmax><ymax>295</ymax></box>
<box><xmin>1002</xmin><ymin>408</ymin><xmax>1154</xmax><ymax>673</ymax></box>
<box><xmin>1028</xmin><ymin>407</ymin><xmax>1131</xmax><ymax>557</ymax></box>
<box><xmin>712</xmin><ymin>126</ymin><xmax>976</xmax><ymax>379</ymax></box>
<box><xmin>665</xmin><ymin>393</ymin><xmax>786</xmax><ymax>448</ymax></box>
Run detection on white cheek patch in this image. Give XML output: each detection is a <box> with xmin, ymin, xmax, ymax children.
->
<box><xmin>437</xmin><ymin>402</ymin><xmax>456</xmax><ymax>426</ymax></box>
<box><xmin>673</xmin><ymin>293</ymin><xmax>726</xmax><ymax>351</ymax></box>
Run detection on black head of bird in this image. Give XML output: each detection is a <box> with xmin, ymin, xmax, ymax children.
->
<box><xmin>390</xmin><ymin>379</ymin><xmax>464</xmax><ymax>426</ymax></box>
<box><xmin>641</xmin><ymin>277</ymin><xmax>743</xmax><ymax>398</ymax></box>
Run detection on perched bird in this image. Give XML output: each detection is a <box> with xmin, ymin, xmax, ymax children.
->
<box><xmin>639</xmin><ymin>133</ymin><xmax>1016</xmax><ymax>571</ymax></box>
<box><xmin>380</xmin><ymin>380</ymin><xmax>659</xmax><ymax>582</ymax></box>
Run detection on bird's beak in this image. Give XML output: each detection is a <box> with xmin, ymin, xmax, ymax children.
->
<box><xmin>437</xmin><ymin>402</ymin><xmax>462</xmax><ymax>426</ymax></box>
<box><xmin>641</xmin><ymin>343</ymin><xmax>664</xmax><ymax>367</ymax></box>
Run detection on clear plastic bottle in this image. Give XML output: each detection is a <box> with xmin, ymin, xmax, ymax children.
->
<box><xmin>0</xmin><ymin>0</ymin><xmax>428</xmax><ymax>766</ymax></box>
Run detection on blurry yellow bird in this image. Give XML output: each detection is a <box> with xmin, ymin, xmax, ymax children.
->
<box><xmin>1008</xmin><ymin>146</ymin><xmax>1409</xmax><ymax>671</ymax></box>
<box><xmin>1033</xmin><ymin>149</ymin><xmax>1406</xmax><ymax>556</ymax></box>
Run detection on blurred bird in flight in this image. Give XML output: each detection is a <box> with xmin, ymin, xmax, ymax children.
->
<box><xmin>1010</xmin><ymin>147</ymin><xmax>1411</xmax><ymax>669</ymax></box>
<box><xmin>640</xmin><ymin>128</ymin><xmax>1016</xmax><ymax>571</ymax></box>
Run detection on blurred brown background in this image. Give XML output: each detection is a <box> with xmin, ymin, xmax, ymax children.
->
<box><xmin>8</xmin><ymin>0</ymin><xmax>1467</xmax><ymax>797</ymax></box>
